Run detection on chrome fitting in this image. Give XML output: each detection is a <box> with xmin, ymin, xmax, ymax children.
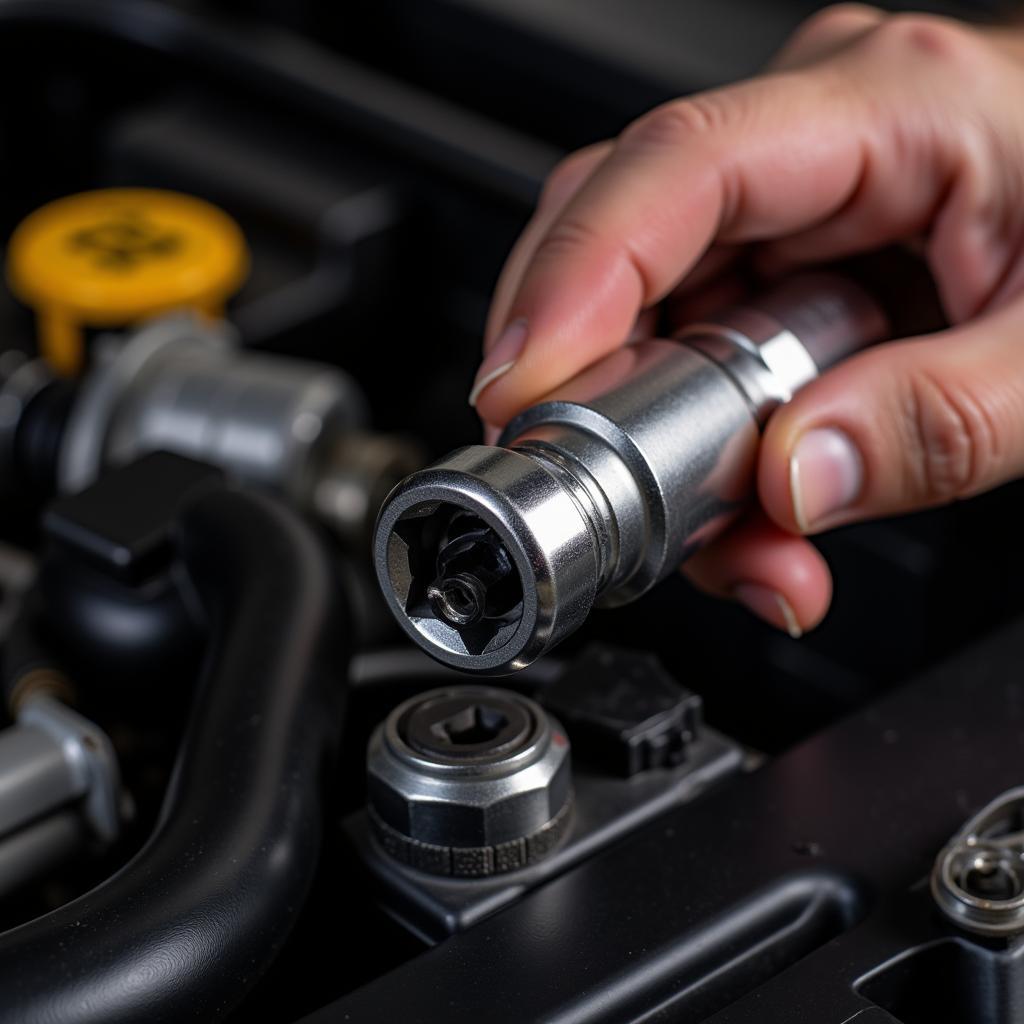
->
<box><xmin>932</xmin><ymin>787</ymin><xmax>1024</xmax><ymax>937</ymax></box>
<box><xmin>375</xmin><ymin>272</ymin><xmax>888</xmax><ymax>672</ymax></box>
<box><xmin>0</xmin><ymin>694</ymin><xmax>121</xmax><ymax>846</ymax></box>
<box><xmin>366</xmin><ymin>686</ymin><xmax>571</xmax><ymax>877</ymax></box>
<box><xmin>54</xmin><ymin>314</ymin><xmax>421</xmax><ymax>548</ymax></box>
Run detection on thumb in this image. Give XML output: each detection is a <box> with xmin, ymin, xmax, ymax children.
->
<box><xmin>758</xmin><ymin>298</ymin><xmax>1024</xmax><ymax>534</ymax></box>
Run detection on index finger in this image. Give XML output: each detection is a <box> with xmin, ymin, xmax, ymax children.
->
<box><xmin>471</xmin><ymin>70</ymin><xmax>877</xmax><ymax>427</ymax></box>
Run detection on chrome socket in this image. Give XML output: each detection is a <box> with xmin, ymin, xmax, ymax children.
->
<box><xmin>375</xmin><ymin>272</ymin><xmax>889</xmax><ymax>672</ymax></box>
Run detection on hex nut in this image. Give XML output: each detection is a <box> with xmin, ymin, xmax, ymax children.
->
<box><xmin>366</xmin><ymin>686</ymin><xmax>572</xmax><ymax>877</ymax></box>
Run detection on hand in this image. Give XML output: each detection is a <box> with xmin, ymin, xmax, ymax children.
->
<box><xmin>470</xmin><ymin>5</ymin><xmax>1024</xmax><ymax>636</ymax></box>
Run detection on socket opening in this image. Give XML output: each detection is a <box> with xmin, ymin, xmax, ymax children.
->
<box><xmin>385</xmin><ymin>500</ymin><xmax>527</xmax><ymax>660</ymax></box>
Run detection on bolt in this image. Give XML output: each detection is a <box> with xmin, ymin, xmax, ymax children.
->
<box><xmin>428</xmin><ymin>572</ymin><xmax>487</xmax><ymax>628</ymax></box>
<box><xmin>427</xmin><ymin>524</ymin><xmax>521</xmax><ymax>631</ymax></box>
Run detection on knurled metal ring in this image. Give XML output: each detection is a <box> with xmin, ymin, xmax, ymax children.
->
<box><xmin>369</xmin><ymin>795</ymin><xmax>572</xmax><ymax>878</ymax></box>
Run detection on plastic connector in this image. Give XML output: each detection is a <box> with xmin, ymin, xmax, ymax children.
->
<box><xmin>540</xmin><ymin>645</ymin><xmax>702</xmax><ymax>778</ymax></box>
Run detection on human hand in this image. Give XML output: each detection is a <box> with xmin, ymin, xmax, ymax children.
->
<box><xmin>470</xmin><ymin>5</ymin><xmax>1024</xmax><ymax>636</ymax></box>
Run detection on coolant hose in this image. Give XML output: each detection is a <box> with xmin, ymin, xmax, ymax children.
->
<box><xmin>0</xmin><ymin>486</ymin><xmax>349</xmax><ymax>1022</ymax></box>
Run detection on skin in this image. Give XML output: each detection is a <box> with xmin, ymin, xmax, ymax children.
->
<box><xmin>471</xmin><ymin>4</ymin><xmax>1024</xmax><ymax>636</ymax></box>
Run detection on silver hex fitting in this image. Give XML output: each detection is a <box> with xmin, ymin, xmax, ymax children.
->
<box><xmin>366</xmin><ymin>686</ymin><xmax>572</xmax><ymax>877</ymax></box>
<box><xmin>374</xmin><ymin>271</ymin><xmax>890</xmax><ymax>672</ymax></box>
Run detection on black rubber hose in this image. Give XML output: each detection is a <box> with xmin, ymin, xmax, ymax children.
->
<box><xmin>0</xmin><ymin>486</ymin><xmax>349</xmax><ymax>1023</ymax></box>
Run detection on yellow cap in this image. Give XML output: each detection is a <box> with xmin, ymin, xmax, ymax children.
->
<box><xmin>6</xmin><ymin>188</ymin><xmax>249</xmax><ymax>375</ymax></box>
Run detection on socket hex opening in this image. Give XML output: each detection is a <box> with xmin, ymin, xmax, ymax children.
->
<box><xmin>373</xmin><ymin>447</ymin><xmax>601</xmax><ymax>673</ymax></box>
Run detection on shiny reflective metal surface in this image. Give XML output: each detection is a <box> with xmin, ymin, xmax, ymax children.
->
<box><xmin>0</xmin><ymin>693</ymin><xmax>122</xmax><ymax>899</ymax></box>
<box><xmin>932</xmin><ymin>786</ymin><xmax>1024</xmax><ymax>936</ymax></box>
<box><xmin>60</xmin><ymin>314</ymin><xmax>366</xmax><ymax>493</ymax></box>
<box><xmin>366</xmin><ymin>686</ymin><xmax>572</xmax><ymax>877</ymax></box>
<box><xmin>374</xmin><ymin>447</ymin><xmax>600</xmax><ymax>672</ymax></box>
<box><xmin>374</xmin><ymin>273</ymin><xmax>890</xmax><ymax>671</ymax></box>
<box><xmin>56</xmin><ymin>315</ymin><xmax>420</xmax><ymax>546</ymax></box>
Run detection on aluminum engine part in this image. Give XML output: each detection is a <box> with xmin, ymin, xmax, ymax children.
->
<box><xmin>54</xmin><ymin>315</ymin><xmax>420</xmax><ymax>547</ymax></box>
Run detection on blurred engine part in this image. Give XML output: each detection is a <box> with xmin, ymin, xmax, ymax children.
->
<box><xmin>102</xmin><ymin>95</ymin><xmax>408</xmax><ymax>354</ymax></box>
<box><xmin>0</xmin><ymin>315</ymin><xmax>422</xmax><ymax>550</ymax></box>
<box><xmin>0</xmin><ymin>537</ymin><xmax>35</xmax><ymax>643</ymax></box>
<box><xmin>0</xmin><ymin>451</ymin><xmax>351</xmax><ymax>1023</ymax></box>
<box><xmin>375</xmin><ymin>271</ymin><xmax>890</xmax><ymax>671</ymax></box>
<box><xmin>6</xmin><ymin>188</ymin><xmax>249</xmax><ymax>376</ymax></box>
<box><xmin>0</xmin><ymin>693</ymin><xmax>120</xmax><ymax>898</ymax></box>
<box><xmin>247</xmin><ymin>0</ymin><xmax>1005</xmax><ymax>158</ymax></box>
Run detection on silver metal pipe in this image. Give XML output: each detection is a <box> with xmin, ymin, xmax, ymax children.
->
<box><xmin>54</xmin><ymin>315</ymin><xmax>422</xmax><ymax>549</ymax></box>
<box><xmin>0</xmin><ymin>696</ymin><xmax>122</xmax><ymax>844</ymax></box>
<box><xmin>59</xmin><ymin>315</ymin><xmax>367</xmax><ymax>496</ymax></box>
<box><xmin>0</xmin><ymin>723</ymin><xmax>75</xmax><ymax>837</ymax></box>
<box><xmin>374</xmin><ymin>272</ymin><xmax>889</xmax><ymax>673</ymax></box>
<box><xmin>0</xmin><ymin>810</ymin><xmax>86</xmax><ymax>901</ymax></box>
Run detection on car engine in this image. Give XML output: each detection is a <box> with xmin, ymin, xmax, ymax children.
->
<box><xmin>0</xmin><ymin>2</ymin><xmax>1023</xmax><ymax>1022</ymax></box>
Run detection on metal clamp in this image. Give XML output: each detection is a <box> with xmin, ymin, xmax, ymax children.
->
<box><xmin>932</xmin><ymin>786</ymin><xmax>1024</xmax><ymax>936</ymax></box>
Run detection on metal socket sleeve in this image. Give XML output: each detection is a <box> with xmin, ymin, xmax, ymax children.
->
<box><xmin>375</xmin><ymin>272</ymin><xmax>888</xmax><ymax>672</ymax></box>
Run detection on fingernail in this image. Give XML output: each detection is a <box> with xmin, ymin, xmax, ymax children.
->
<box><xmin>789</xmin><ymin>427</ymin><xmax>863</xmax><ymax>532</ymax></box>
<box><xmin>483</xmin><ymin>423</ymin><xmax>501</xmax><ymax>445</ymax></box>
<box><xmin>469</xmin><ymin>319</ymin><xmax>528</xmax><ymax>407</ymax></box>
<box><xmin>732</xmin><ymin>582</ymin><xmax>803</xmax><ymax>639</ymax></box>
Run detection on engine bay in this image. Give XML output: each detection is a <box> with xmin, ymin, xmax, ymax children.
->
<box><xmin>1</xmin><ymin>2</ymin><xmax>1024</xmax><ymax>1022</ymax></box>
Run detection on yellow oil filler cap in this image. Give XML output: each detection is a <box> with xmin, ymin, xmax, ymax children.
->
<box><xmin>6</xmin><ymin>188</ymin><xmax>249</xmax><ymax>375</ymax></box>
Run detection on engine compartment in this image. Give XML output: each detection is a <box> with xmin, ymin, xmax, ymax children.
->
<box><xmin>0</xmin><ymin>2</ymin><xmax>1023</xmax><ymax>1021</ymax></box>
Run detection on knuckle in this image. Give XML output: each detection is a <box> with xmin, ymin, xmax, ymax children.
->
<box><xmin>533</xmin><ymin>215</ymin><xmax>603</xmax><ymax>264</ymax></box>
<box><xmin>620</xmin><ymin>94</ymin><xmax>732</xmax><ymax>149</ymax></box>
<box><xmin>790</xmin><ymin>3</ymin><xmax>881</xmax><ymax>48</ymax></box>
<box><xmin>860</xmin><ymin>13</ymin><xmax>986</xmax><ymax>69</ymax></box>
<box><xmin>901</xmin><ymin>369</ymin><xmax>1000</xmax><ymax>502</ymax></box>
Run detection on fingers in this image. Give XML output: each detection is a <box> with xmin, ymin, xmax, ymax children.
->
<box><xmin>484</xmin><ymin>142</ymin><xmax>613</xmax><ymax>351</ymax></box>
<box><xmin>684</xmin><ymin>512</ymin><xmax>833</xmax><ymax>636</ymax></box>
<box><xmin>472</xmin><ymin>70</ymin><xmax>875</xmax><ymax>426</ymax></box>
<box><xmin>768</xmin><ymin>3</ymin><xmax>885</xmax><ymax>71</ymax></box>
<box><xmin>473</xmin><ymin>11</ymin><xmax>1024</xmax><ymax>430</ymax></box>
<box><xmin>758</xmin><ymin>297</ymin><xmax>1024</xmax><ymax>535</ymax></box>
<box><xmin>762</xmin><ymin>18</ymin><xmax>1024</xmax><ymax>322</ymax></box>
<box><xmin>470</xmin><ymin>8</ymin><xmax>1024</xmax><ymax>639</ymax></box>
<box><xmin>472</xmin><ymin>13</ymin><xmax>1010</xmax><ymax>427</ymax></box>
